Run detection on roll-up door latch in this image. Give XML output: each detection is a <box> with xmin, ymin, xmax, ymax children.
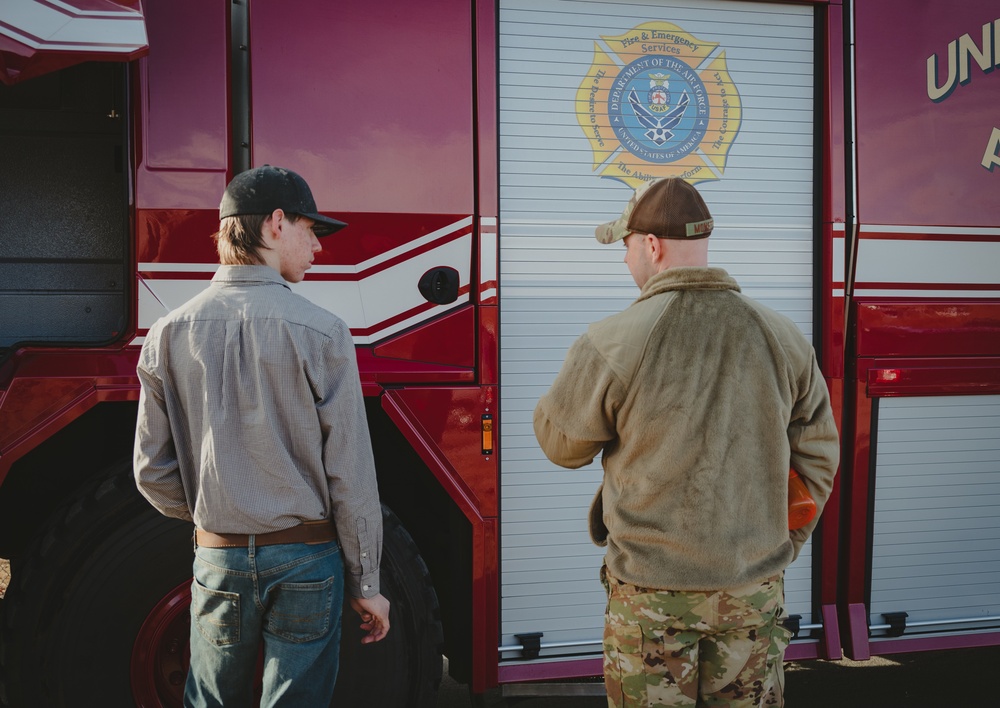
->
<box><xmin>882</xmin><ymin>612</ymin><xmax>908</xmax><ymax>637</ymax></box>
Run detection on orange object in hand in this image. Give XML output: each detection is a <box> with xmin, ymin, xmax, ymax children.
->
<box><xmin>788</xmin><ymin>469</ymin><xmax>817</xmax><ymax>530</ymax></box>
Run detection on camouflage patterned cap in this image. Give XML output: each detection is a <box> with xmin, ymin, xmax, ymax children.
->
<box><xmin>595</xmin><ymin>177</ymin><xmax>714</xmax><ymax>243</ymax></box>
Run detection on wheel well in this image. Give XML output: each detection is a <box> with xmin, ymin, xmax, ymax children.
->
<box><xmin>0</xmin><ymin>397</ymin><xmax>475</xmax><ymax>680</ymax></box>
<box><xmin>364</xmin><ymin>396</ymin><xmax>474</xmax><ymax>683</ymax></box>
<box><xmin>0</xmin><ymin>401</ymin><xmax>138</xmax><ymax>560</ymax></box>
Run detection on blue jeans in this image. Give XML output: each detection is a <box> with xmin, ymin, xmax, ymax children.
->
<box><xmin>185</xmin><ymin>538</ymin><xmax>345</xmax><ymax>708</ymax></box>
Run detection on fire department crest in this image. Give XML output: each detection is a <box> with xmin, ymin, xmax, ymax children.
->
<box><xmin>576</xmin><ymin>22</ymin><xmax>742</xmax><ymax>188</ymax></box>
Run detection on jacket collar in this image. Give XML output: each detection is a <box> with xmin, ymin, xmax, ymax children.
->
<box><xmin>635</xmin><ymin>266</ymin><xmax>740</xmax><ymax>304</ymax></box>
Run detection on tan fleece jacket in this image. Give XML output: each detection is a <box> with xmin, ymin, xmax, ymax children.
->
<box><xmin>534</xmin><ymin>267</ymin><xmax>839</xmax><ymax>591</ymax></box>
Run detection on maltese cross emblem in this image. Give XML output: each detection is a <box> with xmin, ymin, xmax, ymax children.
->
<box><xmin>575</xmin><ymin>21</ymin><xmax>742</xmax><ymax>188</ymax></box>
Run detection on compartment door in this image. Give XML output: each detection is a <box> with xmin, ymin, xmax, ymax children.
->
<box><xmin>870</xmin><ymin>395</ymin><xmax>1000</xmax><ymax>641</ymax></box>
<box><xmin>498</xmin><ymin>0</ymin><xmax>818</xmax><ymax>661</ymax></box>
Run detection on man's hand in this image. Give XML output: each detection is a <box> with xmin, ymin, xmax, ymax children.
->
<box><xmin>349</xmin><ymin>594</ymin><xmax>390</xmax><ymax>644</ymax></box>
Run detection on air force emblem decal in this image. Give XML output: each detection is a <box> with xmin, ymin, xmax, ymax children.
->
<box><xmin>576</xmin><ymin>22</ymin><xmax>741</xmax><ymax>188</ymax></box>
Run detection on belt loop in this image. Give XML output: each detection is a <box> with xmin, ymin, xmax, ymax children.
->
<box><xmin>192</xmin><ymin>530</ymin><xmax>198</xmax><ymax>552</ymax></box>
<box><xmin>248</xmin><ymin>533</ymin><xmax>256</xmax><ymax>558</ymax></box>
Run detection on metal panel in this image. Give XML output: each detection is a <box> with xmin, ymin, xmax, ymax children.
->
<box><xmin>870</xmin><ymin>395</ymin><xmax>1000</xmax><ymax>637</ymax></box>
<box><xmin>0</xmin><ymin>0</ymin><xmax>147</xmax><ymax>85</ymax></box>
<box><xmin>499</xmin><ymin>0</ymin><xmax>816</xmax><ymax>658</ymax></box>
<box><xmin>0</xmin><ymin>62</ymin><xmax>127</xmax><ymax>348</ymax></box>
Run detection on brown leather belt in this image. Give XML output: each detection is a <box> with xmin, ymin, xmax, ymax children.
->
<box><xmin>195</xmin><ymin>520</ymin><xmax>337</xmax><ymax>548</ymax></box>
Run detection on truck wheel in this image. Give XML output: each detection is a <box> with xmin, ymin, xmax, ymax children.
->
<box><xmin>0</xmin><ymin>465</ymin><xmax>193</xmax><ymax>708</ymax></box>
<box><xmin>333</xmin><ymin>505</ymin><xmax>444</xmax><ymax>708</ymax></box>
<box><xmin>0</xmin><ymin>466</ymin><xmax>443</xmax><ymax>708</ymax></box>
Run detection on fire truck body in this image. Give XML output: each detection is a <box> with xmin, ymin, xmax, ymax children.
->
<box><xmin>841</xmin><ymin>0</ymin><xmax>1000</xmax><ymax>659</ymax></box>
<box><xmin>0</xmin><ymin>0</ymin><xmax>998</xmax><ymax>705</ymax></box>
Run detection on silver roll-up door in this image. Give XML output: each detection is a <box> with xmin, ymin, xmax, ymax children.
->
<box><xmin>499</xmin><ymin>0</ymin><xmax>817</xmax><ymax>660</ymax></box>
<box><xmin>870</xmin><ymin>395</ymin><xmax>1000</xmax><ymax>640</ymax></box>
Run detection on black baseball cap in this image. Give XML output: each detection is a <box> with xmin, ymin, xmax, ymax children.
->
<box><xmin>219</xmin><ymin>165</ymin><xmax>347</xmax><ymax>236</ymax></box>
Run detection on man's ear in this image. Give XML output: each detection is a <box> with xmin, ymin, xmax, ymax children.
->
<box><xmin>270</xmin><ymin>209</ymin><xmax>287</xmax><ymax>235</ymax></box>
<box><xmin>646</xmin><ymin>233</ymin><xmax>664</xmax><ymax>263</ymax></box>
<box><xmin>261</xmin><ymin>209</ymin><xmax>285</xmax><ymax>244</ymax></box>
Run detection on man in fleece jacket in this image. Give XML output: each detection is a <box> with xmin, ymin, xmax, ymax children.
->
<box><xmin>533</xmin><ymin>177</ymin><xmax>839</xmax><ymax>707</ymax></box>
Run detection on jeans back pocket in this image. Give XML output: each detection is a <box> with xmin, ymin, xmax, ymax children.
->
<box><xmin>266</xmin><ymin>576</ymin><xmax>335</xmax><ymax>643</ymax></box>
<box><xmin>191</xmin><ymin>578</ymin><xmax>241</xmax><ymax>647</ymax></box>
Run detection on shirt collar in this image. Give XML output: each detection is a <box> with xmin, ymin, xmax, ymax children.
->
<box><xmin>212</xmin><ymin>265</ymin><xmax>290</xmax><ymax>289</ymax></box>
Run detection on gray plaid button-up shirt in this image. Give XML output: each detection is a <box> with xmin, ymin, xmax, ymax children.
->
<box><xmin>134</xmin><ymin>265</ymin><xmax>381</xmax><ymax>598</ymax></box>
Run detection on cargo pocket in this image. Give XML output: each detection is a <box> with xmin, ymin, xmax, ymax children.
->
<box><xmin>765</xmin><ymin>617</ymin><xmax>793</xmax><ymax>701</ymax></box>
<box><xmin>191</xmin><ymin>578</ymin><xmax>241</xmax><ymax>647</ymax></box>
<box><xmin>267</xmin><ymin>576</ymin><xmax>335</xmax><ymax>643</ymax></box>
<box><xmin>603</xmin><ymin>621</ymin><xmax>643</xmax><ymax>708</ymax></box>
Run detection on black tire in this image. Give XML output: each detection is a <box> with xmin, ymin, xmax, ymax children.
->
<box><xmin>0</xmin><ymin>466</ymin><xmax>443</xmax><ymax>708</ymax></box>
<box><xmin>0</xmin><ymin>463</ymin><xmax>193</xmax><ymax>708</ymax></box>
<box><xmin>333</xmin><ymin>505</ymin><xmax>444</xmax><ymax>708</ymax></box>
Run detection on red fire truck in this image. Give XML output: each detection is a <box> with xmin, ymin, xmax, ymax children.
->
<box><xmin>1</xmin><ymin>0</ymin><xmax>998</xmax><ymax>705</ymax></box>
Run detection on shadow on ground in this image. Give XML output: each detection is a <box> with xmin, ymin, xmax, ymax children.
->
<box><xmin>439</xmin><ymin>645</ymin><xmax>1000</xmax><ymax>707</ymax></box>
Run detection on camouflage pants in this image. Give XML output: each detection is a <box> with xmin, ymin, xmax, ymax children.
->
<box><xmin>602</xmin><ymin>567</ymin><xmax>791</xmax><ymax>708</ymax></box>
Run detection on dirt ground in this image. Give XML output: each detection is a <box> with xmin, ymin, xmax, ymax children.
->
<box><xmin>781</xmin><ymin>648</ymin><xmax>996</xmax><ymax>707</ymax></box>
<box><xmin>438</xmin><ymin>645</ymin><xmax>1000</xmax><ymax>707</ymax></box>
<box><xmin>0</xmin><ymin>558</ymin><xmax>9</xmax><ymax>599</ymax></box>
